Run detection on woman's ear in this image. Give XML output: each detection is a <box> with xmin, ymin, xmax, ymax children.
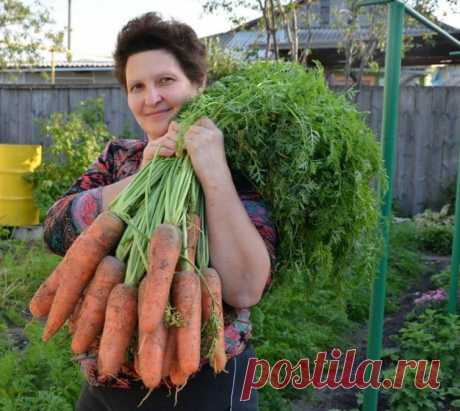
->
<box><xmin>198</xmin><ymin>76</ymin><xmax>207</xmax><ymax>93</ymax></box>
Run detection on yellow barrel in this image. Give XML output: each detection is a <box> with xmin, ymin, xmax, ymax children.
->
<box><xmin>0</xmin><ymin>144</ymin><xmax>42</xmax><ymax>226</ymax></box>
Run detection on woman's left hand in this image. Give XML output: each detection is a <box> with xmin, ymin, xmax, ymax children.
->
<box><xmin>184</xmin><ymin>117</ymin><xmax>230</xmax><ymax>187</ymax></box>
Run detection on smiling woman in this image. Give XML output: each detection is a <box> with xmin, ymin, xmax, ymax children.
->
<box><xmin>42</xmin><ymin>11</ymin><xmax>276</xmax><ymax>411</ymax></box>
<box><xmin>125</xmin><ymin>50</ymin><xmax>201</xmax><ymax>141</ymax></box>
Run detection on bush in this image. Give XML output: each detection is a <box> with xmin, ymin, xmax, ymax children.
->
<box><xmin>414</xmin><ymin>206</ymin><xmax>453</xmax><ymax>255</ymax></box>
<box><xmin>204</xmin><ymin>38</ymin><xmax>242</xmax><ymax>83</ymax></box>
<box><xmin>25</xmin><ymin>98</ymin><xmax>110</xmax><ymax>221</ymax></box>
<box><xmin>383</xmin><ymin>309</ymin><xmax>460</xmax><ymax>410</ymax></box>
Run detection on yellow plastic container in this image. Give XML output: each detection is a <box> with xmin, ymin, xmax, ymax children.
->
<box><xmin>0</xmin><ymin>144</ymin><xmax>42</xmax><ymax>226</ymax></box>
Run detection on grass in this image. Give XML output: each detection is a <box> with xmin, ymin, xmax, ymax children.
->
<box><xmin>0</xmin><ymin>240</ymin><xmax>82</xmax><ymax>410</ymax></box>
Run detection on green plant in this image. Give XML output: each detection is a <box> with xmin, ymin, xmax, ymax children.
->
<box><xmin>0</xmin><ymin>226</ymin><xmax>12</xmax><ymax>239</ymax></box>
<box><xmin>0</xmin><ymin>240</ymin><xmax>81</xmax><ymax>409</ymax></box>
<box><xmin>414</xmin><ymin>206</ymin><xmax>454</xmax><ymax>255</ymax></box>
<box><xmin>0</xmin><ymin>240</ymin><xmax>61</xmax><ymax>327</ymax></box>
<box><xmin>431</xmin><ymin>267</ymin><xmax>451</xmax><ymax>289</ymax></box>
<box><xmin>382</xmin><ymin>309</ymin><xmax>460</xmax><ymax>410</ymax></box>
<box><xmin>0</xmin><ymin>321</ymin><xmax>82</xmax><ymax>411</ymax></box>
<box><xmin>25</xmin><ymin>98</ymin><xmax>110</xmax><ymax>221</ymax></box>
<box><xmin>203</xmin><ymin>37</ymin><xmax>242</xmax><ymax>83</ymax></box>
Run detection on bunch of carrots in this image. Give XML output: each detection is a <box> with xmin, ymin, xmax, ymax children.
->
<box><xmin>29</xmin><ymin>143</ymin><xmax>227</xmax><ymax>391</ymax></box>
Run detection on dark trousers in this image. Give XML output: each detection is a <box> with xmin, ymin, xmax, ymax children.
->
<box><xmin>76</xmin><ymin>344</ymin><xmax>258</xmax><ymax>411</ymax></box>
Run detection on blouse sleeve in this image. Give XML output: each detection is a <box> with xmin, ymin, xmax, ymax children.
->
<box><xmin>43</xmin><ymin>141</ymin><xmax>115</xmax><ymax>256</ymax></box>
<box><xmin>239</xmin><ymin>192</ymin><xmax>277</xmax><ymax>290</ymax></box>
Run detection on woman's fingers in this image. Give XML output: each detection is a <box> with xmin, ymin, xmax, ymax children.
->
<box><xmin>141</xmin><ymin>121</ymin><xmax>179</xmax><ymax>167</ymax></box>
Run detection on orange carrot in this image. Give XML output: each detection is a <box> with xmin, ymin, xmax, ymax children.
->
<box><xmin>29</xmin><ymin>266</ymin><xmax>61</xmax><ymax>318</ymax></box>
<box><xmin>42</xmin><ymin>211</ymin><xmax>125</xmax><ymax>342</ymax></box>
<box><xmin>201</xmin><ymin>268</ymin><xmax>227</xmax><ymax>374</ymax></box>
<box><xmin>169</xmin><ymin>359</ymin><xmax>188</xmax><ymax>387</ymax></box>
<box><xmin>97</xmin><ymin>283</ymin><xmax>138</xmax><ymax>380</ymax></box>
<box><xmin>138</xmin><ymin>320</ymin><xmax>168</xmax><ymax>389</ymax></box>
<box><xmin>139</xmin><ymin>224</ymin><xmax>181</xmax><ymax>334</ymax></box>
<box><xmin>71</xmin><ymin>256</ymin><xmax>125</xmax><ymax>354</ymax></box>
<box><xmin>172</xmin><ymin>270</ymin><xmax>201</xmax><ymax>375</ymax></box>
<box><xmin>68</xmin><ymin>295</ymin><xmax>84</xmax><ymax>336</ymax></box>
<box><xmin>162</xmin><ymin>326</ymin><xmax>177</xmax><ymax>379</ymax></box>
<box><xmin>186</xmin><ymin>214</ymin><xmax>200</xmax><ymax>266</ymax></box>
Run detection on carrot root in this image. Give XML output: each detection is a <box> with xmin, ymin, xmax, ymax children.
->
<box><xmin>71</xmin><ymin>256</ymin><xmax>125</xmax><ymax>354</ymax></box>
<box><xmin>97</xmin><ymin>283</ymin><xmax>138</xmax><ymax>380</ymax></box>
<box><xmin>42</xmin><ymin>211</ymin><xmax>125</xmax><ymax>342</ymax></box>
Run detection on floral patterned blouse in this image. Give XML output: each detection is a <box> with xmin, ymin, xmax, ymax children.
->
<box><xmin>43</xmin><ymin>137</ymin><xmax>277</xmax><ymax>389</ymax></box>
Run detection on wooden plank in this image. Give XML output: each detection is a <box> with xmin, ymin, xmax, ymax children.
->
<box><xmin>0</xmin><ymin>88</ymin><xmax>5</xmax><ymax>142</ymax></box>
<box><xmin>398</xmin><ymin>87</ymin><xmax>416</xmax><ymax>215</ymax></box>
<box><xmin>356</xmin><ymin>88</ymin><xmax>373</xmax><ymax>129</ymax></box>
<box><xmin>411</xmin><ymin>87</ymin><xmax>433</xmax><ymax>214</ymax></box>
<box><xmin>442</xmin><ymin>87</ymin><xmax>460</xmax><ymax>203</ymax></box>
<box><xmin>31</xmin><ymin>89</ymin><xmax>43</xmax><ymax>144</ymax></box>
<box><xmin>370</xmin><ymin>87</ymin><xmax>383</xmax><ymax>140</ymax></box>
<box><xmin>429</xmin><ymin>88</ymin><xmax>449</xmax><ymax>210</ymax></box>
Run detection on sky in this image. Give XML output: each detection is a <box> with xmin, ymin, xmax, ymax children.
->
<box><xmin>40</xmin><ymin>0</ymin><xmax>260</xmax><ymax>60</ymax></box>
<box><xmin>39</xmin><ymin>0</ymin><xmax>459</xmax><ymax>61</ymax></box>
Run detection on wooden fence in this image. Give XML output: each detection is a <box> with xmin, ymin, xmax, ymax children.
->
<box><xmin>1</xmin><ymin>84</ymin><xmax>459</xmax><ymax>216</ymax></box>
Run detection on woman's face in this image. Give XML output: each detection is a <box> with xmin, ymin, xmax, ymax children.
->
<box><xmin>126</xmin><ymin>49</ymin><xmax>201</xmax><ymax>140</ymax></box>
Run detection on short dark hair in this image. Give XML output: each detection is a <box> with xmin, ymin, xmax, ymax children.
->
<box><xmin>113</xmin><ymin>12</ymin><xmax>207</xmax><ymax>91</ymax></box>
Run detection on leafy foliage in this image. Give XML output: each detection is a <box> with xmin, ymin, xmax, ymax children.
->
<box><xmin>25</xmin><ymin>98</ymin><xmax>110</xmax><ymax>221</ymax></box>
<box><xmin>0</xmin><ymin>0</ymin><xmax>64</xmax><ymax>69</ymax></box>
<box><xmin>204</xmin><ymin>37</ymin><xmax>242</xmax><ymax>83</ymax></box>
<box><xmin>0</xmin><ymin>240</ymin><xmax>60</xmax><ymax>326</ymax></box>
<box><xmin>414</xmin><ymin>206</ymin><xmax>454</xmax><ymax>255</ymax></box>
<box><xmin>382</xmin><ymin>309</ymin><xmax>460</xmax><ymax>411</ymax></box>
<box><xmin>0</xmin><ymin>322</ymin><xmax>82</xmax><ymax>411</ymax></box>
<box><xmin>179</xmin><ymin>61</ymin><xmax>385</xmax><ymax>290</ymax></box>
<box><xmin>0</xmin><ymin>240</ymin><xmax>81</xmax><ymax>410</ymax></box>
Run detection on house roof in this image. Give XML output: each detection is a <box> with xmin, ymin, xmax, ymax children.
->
<box><xmin>3</xmin><ymin>59</ymin><xmax>114</xmax><ymax>72</ymax></box>
<box><xmin>224</xmin><ymin>27</ymin><xmax>439</xmax><ymax>50</ymax></box>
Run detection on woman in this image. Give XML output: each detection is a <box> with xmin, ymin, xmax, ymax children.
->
<box><xmin>43</xmin><ymin>12</ymin><xmax>276</xmax><ymax>411</ymax></box>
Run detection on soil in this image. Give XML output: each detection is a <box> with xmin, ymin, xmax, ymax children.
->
<box><xmin>291</xmin><ymin>253</ymin><xmax>451</xmax><ymax>411</ymax></box>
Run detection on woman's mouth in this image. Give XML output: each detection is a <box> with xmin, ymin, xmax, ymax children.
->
<box><xmin>146</xmin><ymin>108</ymin><xmax>172</xmax><ymax>118</ymax></box>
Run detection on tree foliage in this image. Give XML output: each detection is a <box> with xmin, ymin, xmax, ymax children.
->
<box><xmin>202</xmin><ymin>0</ymin><xmax>459</xmax><ymax>87</ymax></box>
<box><xmin>0</xmin><ymin>0</ymin><xmax>63</xmax><ymax>68</ymax></box>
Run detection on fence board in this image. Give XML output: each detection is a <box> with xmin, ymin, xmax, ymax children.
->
<box><xmin>1</xmin><ymin>84</ymin><xmax>460</xmax><ymax>216</ymax></box>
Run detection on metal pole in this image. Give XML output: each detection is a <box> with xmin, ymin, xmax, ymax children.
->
<box><xmin>51</xmin><ymin>48</ymin><xmax>56</xmax><ymax>84</ymax></box>
<box><xmin>448</xmin><ymin>156</ymin><xmax>460</xmax><ymax>314</ymax></box>
<box><xmin>404</xmin><ymin>4</ymin><xmax>460</xmax><ymax>49</ymax></box>
<box><xmin>362</xmin><ymin>1</ymin><xmax>404</xmax><ymax>410</ymax></box>
<box><xmin>67</xmin><ymin>0</ymin><xmax>72</xmax><ymax>62</ymax></box>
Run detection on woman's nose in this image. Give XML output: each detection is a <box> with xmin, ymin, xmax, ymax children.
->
<box><xmin>145</xmin><ymin>86</ymin><xmax>162</xmax><ymax>106</ymax></box>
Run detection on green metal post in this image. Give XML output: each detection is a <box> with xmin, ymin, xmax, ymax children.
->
<box><xmin>448</xmin><ymin>156</ymin><xmax>460</xmax><ymax>314</ymax></box>
<box><xmin>362</xmin><ymin>1</ymin><xmax>404</xmax><ymax>410</ymax></box>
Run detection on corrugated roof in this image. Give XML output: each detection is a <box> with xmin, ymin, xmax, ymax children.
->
<box><xmin>222</xmin><ymin>26</ymin><xmax>443</xmax><ymax>50</ymax></box>
<box><xmin>4</xmin><ymin>60</ymin><xmax>114</xmax><ymax>72</ymax></box>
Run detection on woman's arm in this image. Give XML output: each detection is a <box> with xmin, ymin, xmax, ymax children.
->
<box><xmin>43</xmin><ymin>140</ymin><xmax>141</xmax><ymax>255</ymax></box>
<box><xmin>202</xmin><ymin>167</ymin><xmax>271</xmax><ymax>309</ymax></box>
<box><xmin>184</xmin><ymin>118</ymin><xmax>271</xmax><ymax>309</ymax></box>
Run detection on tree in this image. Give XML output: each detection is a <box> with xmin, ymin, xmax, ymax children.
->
<box><xmin>202</xmin><ymin>0</ymin><xmax>318</xmax><ymax>62</ymax></box>
<box><xmin>333</xmin><ymin>0</ymin><xmax>459</xmax><ymax>88</ymax></box>
<box><xmin>0</xmin><ymin>0</ymin><xmax>64</xmax><ymax>69</ymax></box>
<box><xmin>333</xmin><ymin>2</ymin><xmax>387</xmax><ymax>88</ymax></box>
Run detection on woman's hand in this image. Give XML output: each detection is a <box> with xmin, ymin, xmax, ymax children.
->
<box><xmin>184</xmin><ymin>117</ymin><xmax>230</xmax><ymax>187</ymax></box>
<box><xmin>140</xmin><ymin>121</ymin><xmax>179</xmax><ymax>169</ymax></box>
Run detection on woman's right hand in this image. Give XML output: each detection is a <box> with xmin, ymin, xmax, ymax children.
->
<box><xmin>140</xmin><ymin>121</ymin><xmax>179</xmax><ymax>169</ymax></box>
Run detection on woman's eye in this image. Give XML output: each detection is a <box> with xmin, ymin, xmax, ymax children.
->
<box><xmin>159</xmin><ymin>77</ymin><xmax>174</xmax><ymax>85</ymax></box>
<box><xmin>130</xmin><ymin>84</ymin><xmax>142</xmax><ymax>92</ymax></box>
